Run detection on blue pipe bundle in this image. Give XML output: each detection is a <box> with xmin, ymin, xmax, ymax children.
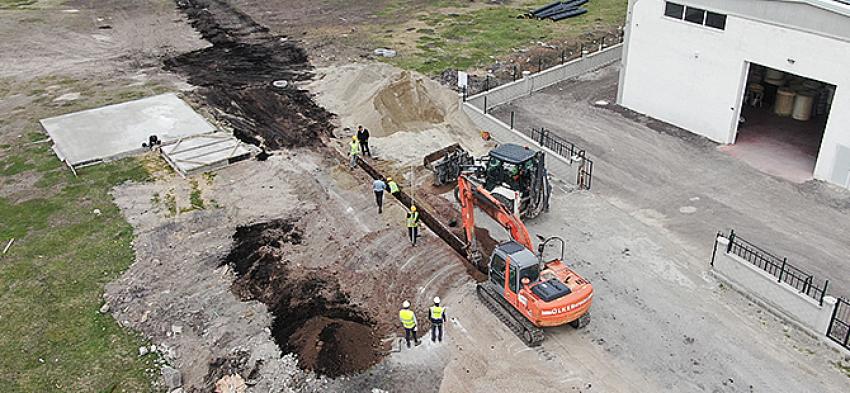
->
<box><xmin>530</xmin><ymin>0</ymin><xmax>589</xmax><ymax>21</ymax></box>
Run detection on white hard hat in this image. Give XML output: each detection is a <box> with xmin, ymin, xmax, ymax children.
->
<box><xmin>433</xmin><ymin>296</ymin><xmax>440</xmax><ymax>304</ymax></box>
<box><xmin>402</xmin><ymin>300</ymin><xmax>410</xmax><ymax>308</ymax></box>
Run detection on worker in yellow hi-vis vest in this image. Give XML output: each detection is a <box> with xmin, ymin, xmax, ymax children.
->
<box><xmin>429</xmin><ymin>297</ymin><xmax>446</xmax><ymax>343</ymax></box>
<box><xmin>406</xmin><ymin>205</ymin><xmax>420</xmax><ymax>246</ymax></box>
<box><xmin>399</xmin><ymin>300</ymin><xmax>420</xmax><ymax>348</ymax></box>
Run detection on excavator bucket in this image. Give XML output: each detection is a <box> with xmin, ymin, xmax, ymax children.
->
<box><xmin>424</xmin><ymin>143</ymin><xmax>474</xmax><ymax>186</ymax></box>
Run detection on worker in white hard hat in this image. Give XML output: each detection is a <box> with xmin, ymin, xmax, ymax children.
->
<box><xmin>398</xmin><ymin>300</ymin><xmax>420</xmax><ymax>348</ymax></box>
<box><xmin>406</xmin><ymin>205</ymin><xmax>420</xmax><ymax>246</ymax></box>
<box><xmin>429</xmin><ymin>296</ymin><xmax>446</xmax><ymax>342</ymax></box>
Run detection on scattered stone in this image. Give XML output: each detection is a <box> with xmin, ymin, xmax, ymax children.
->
<box><xmin>92</xmin><ymin>208</ymin><xmax>102</xmax><ymax>215</ymax></box>
<box><xmin>149</xmin><ymin>345</ymin><xmax>157</xmax><ymax>353</ymax></box>
<box><xmin>171</xmin><ymin>325</ymin><xmax>183</xmax><ymax>334</ymax></box>
<box><xmin>594</xmin><ymin>100</ymin><xmax>609</xmax><ymax>106</ymax></box>
<box><xmin>53</xmin><ymin>92</ymin><xmax>81</xmax><ymax>102</ymax></box>
<box><xmin>170</xmin><ymin>389</ymin><xmax>184</xmax><ymax>393</ymax></box>
<box><xmin>139</xmin><ymin>346</ymin><xmax>149</xmax><ymax>356</ymax></box>
<box><xmin>215</xmin><ymin>374</ymin><xmax>247</xmax><ymax>393</ymax></box>
<box><xmin>99</xmin><ymin>303</ymin><xmax>110</xmax><ymax>314</ymax></box>
<box><xmin>161</xmin><ymin>366</ymin><xmax>182</xmax><ymax>390</ymax></box>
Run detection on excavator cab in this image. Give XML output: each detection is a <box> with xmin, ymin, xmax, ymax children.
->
<box><xmin>483</xmin><ymin>144</ymin><xmax>549</xmax><ymax>219</ymax></box>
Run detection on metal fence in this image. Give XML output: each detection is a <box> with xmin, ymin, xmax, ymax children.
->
<box><xmin>715</xmin><ymin>230</ymin><xmax>829</xmax><ymax>306</ymax></box>
<box><xmin>827</xmin><ymin>297</ymin><xmax>850</xmax><ymax>350</ymax></box>
<box><xmin>463</xmin><ymin>30</ymin><xmax>624</xmax><ymax>97</ymax></box>
<box><xmin>529</xmin><ymin>127</ymin><xmax>593</xmax><ymax>190</ymax></box>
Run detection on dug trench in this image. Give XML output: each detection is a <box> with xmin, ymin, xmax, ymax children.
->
<box><xmin>222</xmin><ymin>219</ymin><xmax>383</xmax><ymax>377</ymax></box>
<box><xmin>164</xmin><ymin>0</ymin><xmax>499</xmax><ymax>381</ymax></box>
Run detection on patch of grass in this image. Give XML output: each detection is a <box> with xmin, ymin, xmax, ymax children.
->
<box><xmin>163</xmin><ymin>190</ymin><xmax>177</xmax><ymax>217</ymax></box>
<box><xmin>188</xmin><ymin>179</ymin><xmax>204</xmax><ymax>210</ymax></box>
<box><xmin>0</xmin><ymin>141</ymin><xmax>157</xmax><ymax>392</ymax></box>
<box><xmin>0</xmin><ymin>0</ymin><xmax>37</xmax><ymax>9</ymax></box>
<box><xmin>202</xmin><ymin>171</ymin><xmax>216</xmax><ymax>186</ymax></box>
<box><xmin>383</xmin><ymin>0</ymin><xmax>627</xmax><ymax>75</ymax></box>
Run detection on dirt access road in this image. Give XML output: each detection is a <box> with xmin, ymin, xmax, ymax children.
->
<box><xmin>492</xmin><ymin>66</ymin><xmax>850</xmax><ymax>297</ymax></box>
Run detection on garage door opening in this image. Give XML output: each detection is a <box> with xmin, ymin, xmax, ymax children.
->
<box><xmin>721</xmin><ymin>63</ymin><xmax>835</xmax><ymax>183</ymax></box>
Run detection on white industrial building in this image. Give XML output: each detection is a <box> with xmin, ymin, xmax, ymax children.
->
<box><xmin>618</xmin><ymin>0</ymin><xmax>850</xmax><ymax>187</ymax></box>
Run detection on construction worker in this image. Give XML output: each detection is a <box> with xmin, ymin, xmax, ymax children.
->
<box><xmin>429</xmin><ymin>297</ymin><xmax>446</xmax><ymax>343</ymax></box>
<box><xmin>357</xmin><ymin>125</ymin><xmax>371</xmax><ymax>157</ymax></box>
<box><xmin>399</xmin><ymin>300</ymin><xmax>420</xmax><ymax>348</ymax></box>
<box><xmin>407</xmin><ymin>205</ymin><xmax>421</xmax><ymax>246</ymax></box>
<box><xmin>348</xmin><ymin>135</ymin><xmax>361</xmax><ymax>169</ymax></box>
<box><xmin>387</xmin><ymin>177</ymin><xmax>400</xmax><ymax>196</ymax></box>
<box><xmin>372</xmin><ymin>178</ymin><xmax>387</xmax><ymax>214</ymax></box>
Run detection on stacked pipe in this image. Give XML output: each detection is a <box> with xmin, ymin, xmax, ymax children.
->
<box><xmin>529</xmin><ymin>0</ymin><xmax>589</xmax><ymax>21</ymax></box>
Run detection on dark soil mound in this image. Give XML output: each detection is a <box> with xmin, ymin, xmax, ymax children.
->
<box><xmin>223</xmin><ymin>220</ymin><xmax>382</xmax><ymax>378</ymax></box>
<box><xmin>167</xmin><ymin>0</ymin><xmax>334</xmax><ymax>150</ymax></box>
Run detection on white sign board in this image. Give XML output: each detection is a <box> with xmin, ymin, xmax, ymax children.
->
<box><xmin>457</xmin><ymin>71</ymin><xmax>468</xmax><ymax>88</ymax></box>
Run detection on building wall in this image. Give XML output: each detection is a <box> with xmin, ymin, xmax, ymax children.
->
<box><xmin>618</xmin><ymin>0</ymin><xmax>850</xmax><ymax>185</ymax></box>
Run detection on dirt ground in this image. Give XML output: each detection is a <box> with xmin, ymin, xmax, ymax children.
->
<box><xmin>5</xmin><ymin>0</ymin><xmax>850</xmax><ymax>392</ymax></box>
<box><xmin>491</xmin><ymin>66</ymin><xmax>850</xmax><ymax>297</ymax></box>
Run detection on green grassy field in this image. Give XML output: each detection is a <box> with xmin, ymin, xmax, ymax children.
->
<box><xmin>378</xmin><ymin>0</ymin><xmax>628</xmax><ymax>75</ymax></box>
<box><xmin>0</xmin><ymin>78</ymin><xmax>170</xmax><ymax>392</ymax></box>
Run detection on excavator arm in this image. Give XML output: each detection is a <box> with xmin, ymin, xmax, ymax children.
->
<box><xmin>458</xmin><ymin>173</ymin><xmax>535</xmax><ymax>255</ymax></box>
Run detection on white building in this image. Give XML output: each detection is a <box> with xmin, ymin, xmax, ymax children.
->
<box><xmin>618</xmin><ymin>0</ymin><xmax>850</xmax><ymax>187</ymax></box>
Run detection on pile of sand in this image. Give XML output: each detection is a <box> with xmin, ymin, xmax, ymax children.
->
<box><xmin>307</xmin><ymin>62</ymin><xmax>491</xmax><ymax>165</ymax></box>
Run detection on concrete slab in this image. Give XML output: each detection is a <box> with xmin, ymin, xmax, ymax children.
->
<box><xmin>161</xmin><ymin>133</ymin><xmax>254</xmax><ymax>177</ymax></box>
<box><xmin>40</xmin><ymin>93</ymin><xmax>217</xmax><ymax>167</ymax></box>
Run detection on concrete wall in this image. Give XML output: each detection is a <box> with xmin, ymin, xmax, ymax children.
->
<box><xmin>711</xmin><ymin>236</ymin><xmax>837</xmax><ymax>338</ymax></box>
<box><xmin>618</xmin><ymin>0</ymin><xmax>850</xmax><ymax>187</ymax></box>
<box><xmin>467</xmin><ymin>44</ymin><xmax>623</xmax><ymax>111</ymax></box>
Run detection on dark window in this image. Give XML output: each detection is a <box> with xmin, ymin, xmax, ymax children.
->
<box><xmin>705</xmin><ymin>11</ymin><xmax>727</xmax><ymax>30</ymax></box>
<box><xmin>664</xmin><ymin>2</ymin><xmax>685</xmax><ymax>19</ymax></box>
<box><xmin>509</xmin><ymin>265</ymin><xmax>519</xmax><ymax>293</ymax></box>
<box><xmin>684</xmin><ymin>6</ymin><xmax>706</xmax><ymax>24</ymax></box>
<box><xmin>490</xmin><ymin>254</ymin><xmax>506</xmax><ymax>287</ymax></box>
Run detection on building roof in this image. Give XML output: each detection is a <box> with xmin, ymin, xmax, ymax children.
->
<box><xmin>805</xmin><ymin>0</ymin><xmax>850</xmax><ymax>16</ymax></box>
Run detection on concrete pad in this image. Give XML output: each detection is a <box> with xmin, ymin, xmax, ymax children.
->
<box><xmin>40</xmin><ymin>93</ymin><xmax>217</xmax><ymax>166</ymax></box>
<box><xmin>161</xmin><ymin>133</ymin><xmax>254</xmax><ymax>177</ymax></box>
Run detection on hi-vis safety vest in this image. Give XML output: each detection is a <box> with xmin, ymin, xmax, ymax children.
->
<box><xmin>350</xmin><ymin>141</ymin><xmax>361</xmax><ymax>156</ymax></box>
<box><xmin>399</xmin><ymin>309</ymin><xmax>416</xmax><ymax>329</ymax></box>
<box><xmin>406</xmin><ymin>212</ymin><xmax>420</xmax><ymax>228</ymax></box>
<box><xmin>388</xmin><ymin>181</ymin><xmax>399</xmax><ymax>194</ymax></box>
<box><xmin>430</xmin><ymin>306</ymin><xmax>444</xmax><ymax>320</ymax></box>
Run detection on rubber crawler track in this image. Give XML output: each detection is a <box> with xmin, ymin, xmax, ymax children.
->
<box><xmin>477</xmin><ymin>284</ymin><xmax>544</xmax><ymax>346</ymax></box>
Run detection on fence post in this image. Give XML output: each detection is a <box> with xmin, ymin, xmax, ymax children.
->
<box><xmin>483</xmin><ymin>96</ymin><xmax>488</xmax><ymax>114</ymax></box>
<box><xmin>580</xmin><ymin>43</ymin><xmax>584</xmax><ymax>57</ymax></box>
<box><xmin>512</xmin><ymin>66</ymin><xmax>517</xmax><ymax>81</ymax></box>
<box><xmin>777</xmin><ymin>257</ymin><xmax>787</xmax><ymax>283</ymax></box>
<box><xmin>538</xmin><ymin>58</ymin><xmax>542</xmax><ymax>73</ymax></box>
<box><xmin>601</xmin><ymin>36</ymin><xmax>606</xmax><ymax>49</ymax></box>
<box><xmin>726</xmin><ymin>230</ymin><xmax>735</xmax><ymax>253</ymax></box>
<box><xmin>462</xmin><ymin>85</ymin><xmax>467</xmax><ymax>102</ymax></box>
<box><xmin>485</xmin><ymin>75</ymin><xmax>490</xmax><ymax>92</ymax></box>
<box><xmin>561</xmin><ymin>49</ymin><xmax>566</xmax><ymax>64</ymax></box>
<box><xmin>510</xmin><ymin>111</ymin><xmax>515</xmax><ymax>130</ymax></box>
<box><xmin>710</xmin><ymin>231</ymin><xmax>721</xmax><ymax>267</ymax></box>
<box><xmin>821</xmin><ymin>280</ymin><xmax>829</xmax><ymax>306</ymax></box>
<box><xmin>538</xmin><ymin>127</ymin><xmax>547</xmax><ymax>146</ymax></box>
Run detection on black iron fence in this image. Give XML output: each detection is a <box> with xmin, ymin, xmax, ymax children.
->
<box><xmin>529</xmin><ymin>127</ymin><xmax>593</xmax><ymax>190</ymax></box>
<box><xmin>712</xmin><ymin>230</ymin><xmax>829</xmax><ymax>306</ymax></box>
<box><xmin>461</xmin><ymin>30</ymin><xmax>624</xmax><ymax>97</ymax></box>
<box><xmin>827</xmin><ymin>298</ymin><xmax>850</xmax><ymax>350</ymax></box>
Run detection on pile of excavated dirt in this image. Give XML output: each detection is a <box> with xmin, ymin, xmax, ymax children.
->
<box><xmin>307</xmin><ymin>62</ymin><xmax>493</xmax><ymax>165</ymax></box>
<box><xmin>165</xmin><ymin>0</ymin><xmax>334</xmax><ymax>150</ymax></box>
<box><xmin>223</xmin><ymin>219</ymin><xmax>383</xmax><ymax>378</ymax></box>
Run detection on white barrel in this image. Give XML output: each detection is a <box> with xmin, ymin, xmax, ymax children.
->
<box><xmin>792</xmin><ymin>91</ymin><xmax>815</xmax><ymax>121</ymax></box>
<box><xmin>802</xmin><ymin>80</ymin><xmax>821</xmax><ymax>90</ymax></box>
<box><xmin>775</xmin><ymin>88</ymin><xmax>796</xmax><ymax>116</ymax></box>
<box><xmin>765</xmin><ymin>69</ymin><xmax>784</xmax><ymax>80</ymax></box>
<box><xmin>764</xmin><ymin>77</ymin><xmax>785</xmax><ymax>87</ymax></box>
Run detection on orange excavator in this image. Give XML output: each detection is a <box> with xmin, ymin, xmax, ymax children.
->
<box><xmin>459</xmin><ymin>173</ymin><xmax>592</xmax><ymax>346</ymax></box>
